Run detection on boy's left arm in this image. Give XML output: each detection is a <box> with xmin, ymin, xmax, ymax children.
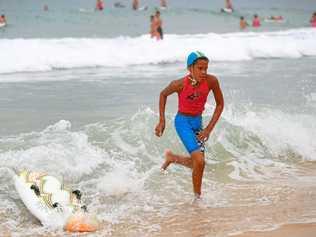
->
<box><xmin>197</xmin><ymin>76</ymin><xmax>224</xmax><ymax>141</ymax></box>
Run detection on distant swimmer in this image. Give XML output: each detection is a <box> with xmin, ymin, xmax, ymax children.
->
<box><xmin>0</xmin><ymin>14</ymin><xmax>7</xmax><ymax>27</ymax></box>
<box><xmin>160</xmin><ymin>0</ymin><xmax>167</xmax><ymax>9</ymax></box>
<box><xmin>310</xmin><ymin>12</ymin><xmax>316</xmax><ymax>27</ymax></box>
<box><xmin>114</xmin><ymin>2</ymin><xmax>125</xmax><ymax>8</ymax></box>
<box><xmin>221</xmin><ymin>0</ymin><xmax>233</xmax><ymax>13</ymax></box>
<box><xmin>239</xmin><ymin>16</ymin><xmax>248</xmax><ymax>30</ymax></box>
<box><xmin>252</xmin><ymin>14</ymin><xmax>261</xmax><ymax>27</ymax></box>
<box><xmin>43</xmin><ymin>4</ymin><xmax>48</xmax><ymax>11</ymax></box>
<box><xmin>155</xmin><ymin>51</ymin><xmax>224</xmax><ymax>201</ymax></box>
<box><xmin>132</xmin><ymin>0</ymin><xmax>139</xmax><ymax>10</ymax></box>
<box><xmin>269</xmin><ymin>15</ymin><xmax>283</xmax><ymax>21</ymax></box>
<box><xmin>95</xmin><ymin>0</ymin><xmax>104</xmax><ymax>11</ymax></box>
<box><xmin>138</xmin><ymin>5</ymin><xmax>148</xmax><ymax>11</ymax></box>
<box><xmin>225</xmin><ymin>0</ymin><xmax>233</xmax><ymax>10</ymax></box>
<box><xmin>264</xmin><ymin>15</ymin><xmax>284</xmax><ymax>22</ymax></box>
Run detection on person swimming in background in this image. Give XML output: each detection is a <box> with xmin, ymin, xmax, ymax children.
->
<box><xmin>265</xmin><ymin>15</ymin><xmax>284</xmax><ymax>22</ymax></box>
<box><xmin>43</xmin><ymin>4</ymin><xmax>48</xmax><ymax>11</ymax></box>
<box><xmin>132</xmin><ymin>0</ymin><xmax>139</xmax><ymax>10</ymax></box>
<box><xmin>95</xmin><ymin>0</ymin><xmax>104</xmax><ymax>11</ymax></box>
<box><xmin>114</xmin><ymin>2</ymin><xmax>125</xmax><ymax>8</ymax></box>
<box><xmin>252</xmin><ymin>14</ymin><xmax>261</xmax><ymax>27</ymax></box>
<box><xmin>160</xmin><ymin>0</ymin><xmax>167</xmax><ymax>9</ymax></box>
<box><xmin>221</xmin><ymin>0</ymin><xmax>233</xmax><ymax>13</ymax></box>
<box><xmin>239</xmin><ymin>16</ymin><xmax>248</xmax><ymax>30</ymax></box>
<box><xmin>310</xmin><ymin>12</ymin><xmax>316</xmax><ymax>27</ymax></box>
<box><xmin>270</xmin><ymin>15</ymin><xmax>283</xmax><ymax>21</ymax></box>
<box><xmin>154</xmin><ymin>10</ymin><xmax>163</xmax><ymax>40</ymax></box>
<box><xmin>155</xmin><ymin>51</ymin><xmax>224</xmax><ymax>201</ymax></box>
<box><xmin>0</xmin><ymin>14</ymin><xmax>7</xmax><ymax>26</ymax></box>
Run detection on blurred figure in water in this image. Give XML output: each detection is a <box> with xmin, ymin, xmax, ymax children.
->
<box><xmin>264</xmin><ymin>15</ymin><xmax>284</xmax><ymax>22</ymax></box>
<box><xmin>225</xmin><ymin>0</ymin><xmax>233</xmax><ymax>11</ymax></box>
<box><xmin>150</xmin><ymin>15</ymin><xmax>159</xmax><ymax>40</ymax></box>
<box><xmin>96</xmin><ymin>0</ymin><xmax>104</xmax><ymax>11</ymax></box>
<box><xmin>160</xmin><ymin>0</ymin><xmax>167</xmax><ymax>9</ymax></box>
<box><xmin>239</xmin><ymin>16</ymin><xmax>248</xmax><ymax>30</ymax></box>
<box><xmin>269</xmin><ymin>15</ymin><xmax>283</xmax><ymax>21</ymax></box>
<box><xmin>0</xmin><ymin>14</ymin><xmax>7</xmax><ymax>25</ymax></box>
<box><xmin>43</xmin><ymin>4</ymin><xmax>48</xmax><ymax>11</ymax></box>
<box><xmin>132</xmin><ymin>0</ymin><xmax>139</xmax><ymax>10</ymax></box>
<box><xmin>114</xmin><ymin>2</ymin><xmax>125</xmax><ymax>8</ymax></box>
<box><xmin>310</xmin><ymin>12</ymin><xmax>316</xmax><ymax>27</ymax></box>
<box><xmin>221</xmin><ymin>0</ymin><xmax>233</xmax><ymax>13</ymax></box>
<box><xmin>252</xmin><ymin>14</ymin><xmax>261</xmax><ymax>27</ymax></box>
<box><xmin>154</xmin><ymin>10</ymin><xmax>163</xmax><ymax>40</ymax></box>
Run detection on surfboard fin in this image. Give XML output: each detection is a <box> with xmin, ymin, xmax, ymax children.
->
<box><xmin>72</xmin><ymin>190</ymin><xmax>82</xmax><ymax>200</ymax></box>
<box><xmin>30</xmin><ymin>184</ymin><xmax>40</xmax><ymax>196</ymax></box>
<box><xmin>81</xmin><ymin>205</ymin><xmax>87</xmax><ymax>212</ymax></box>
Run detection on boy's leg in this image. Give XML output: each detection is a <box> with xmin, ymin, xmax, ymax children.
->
<box><xmin>161</xmin><ymin>149</ymin><xmax>205</xmax><ymax>197</ymax></box>
<box><xmin>163</xmin><ymin>115</ymin><xmax>203</xmax><ymax>171</ymax></box>
<box><xmin>191</xmin><ymin>150</ymin><xmax>205</xmax><ymax>197</ymax></box>
<box><xmin>161</xmin><ymin>149</ymin><xmax>192</xmax><ymax>170</ymax></box>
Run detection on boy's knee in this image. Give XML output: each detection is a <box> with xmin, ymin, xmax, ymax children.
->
<box><xmin>191</xmin><ymin>152</ymin><xmax>205</xmax><ymax>167</ymax></box>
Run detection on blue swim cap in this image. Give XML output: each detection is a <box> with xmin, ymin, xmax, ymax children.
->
<box><xmin>187</xmin><ymin>51</ymin><xmax>209</xmax><ymax>67</ymax></box>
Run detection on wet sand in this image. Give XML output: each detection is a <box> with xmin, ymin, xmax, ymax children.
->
<box><xmin>232</xmin><ymin>222</ymin><xmax>316</xmax><ymax>237</ymax></box>
<box><xmin>2</xmin><ymin>178</ymin><xmax>316</xmax><ymax>236</ymax></box>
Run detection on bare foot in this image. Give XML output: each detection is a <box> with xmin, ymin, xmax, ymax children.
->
<box><xmin>161</xmin><ymin>149</ymin><xmax>176</xmax><ymax>171</ymax></box>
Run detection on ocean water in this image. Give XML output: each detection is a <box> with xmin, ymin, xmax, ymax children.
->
<box><xmin>1</xmin><ymin>0</ymin><xmax>316</xmax><ymax>236</ymax></box>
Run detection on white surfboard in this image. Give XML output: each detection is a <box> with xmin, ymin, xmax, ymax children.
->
<box><xmin>0</xmin><ymin>22</ymin><xmax>6</xmax><ymax>28</ymax></box>
<box><xmin>14</xmin><ymin>170</ymin><xmax>99</xmax><ymax>232</ymax></box>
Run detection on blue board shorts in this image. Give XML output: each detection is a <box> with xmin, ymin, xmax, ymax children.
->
<box><xmin>174</xmin><ymin>113</ymin><xmax>205</xmax><ymax>154</ymax></box>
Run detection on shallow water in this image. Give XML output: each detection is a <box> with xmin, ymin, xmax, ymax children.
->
<box><xmin>0</xmin><ymin>56</ymin><xmax>316</xmax><ymax>236</ymax></box>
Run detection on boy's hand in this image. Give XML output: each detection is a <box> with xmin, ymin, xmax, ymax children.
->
<box><xmin>155</xmin><ymin>121</ymin><xmax>165</xmax><ymax>137</ymax></box>
<box><xmin>196</xmin><ymin>129</ymin><xmax>210</xmax><ymax>142</ymax></box>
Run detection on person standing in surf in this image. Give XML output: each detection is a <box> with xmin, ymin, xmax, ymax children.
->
<box><xmin>252</xmin><ymin>14</ymin><xmax>261</xmax><ymax>27</ymax></box>
<box><xmin>150</xmin><ymin>15</ymin><xmax>159</xmax><ymax>39</ymax></box>
<box><xmin>0</xmin><ymin>14</ymin><xmax>7</xmax><ymax>25</ymax></box>
<box><xmin>225</xmin><ymin>0</ymin><xmax>233</xmax><ymax>11</ymax></box>
<box><xmin>95</xmin><ymin>0</ymin><xmax>104</xmax><ymax>11</ymax></box>
<box><xmin>160</xmin><ymin>0</ymin><xmax>167</xmax><ymax>9</ymax></box>
<box><xmin>239</xmin><ymin>16</ymin><xmax>248</xmax><ymax>30</ymax></box>
<box><xmin>132</xmin><ymin>0</ymin><xmax>139</xmax><ymax>10</ymax></box>
<box><xmin>155</xmin><ymin>51</ymin><xmax>224</xmax><ymax>200</ymax></box>
<box><xmin>154</xmin><ymin>10</ymin><xmax>163</xmax><ymax>40</ymax></box>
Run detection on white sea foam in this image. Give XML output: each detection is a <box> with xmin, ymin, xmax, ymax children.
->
<box><xmin>96</xmin><ymin>168</ymin><xmax>142</xmax><ymax>196</ymax></box>
<box><xmin>1</xmin><ymin>28</ymin><xmax>316</xmax><ymax>74</ymax></box>
<box><xmin>0</xmin><ymin>120</ymin><xmax>105</xmax><ymax>180</ymax></box>
<box><xmin>203</xmin><ymin>103</ymin><xmax>316</xmax><ymax>181</ymax></box>
<box><xmin>213</xmin><ymin>103</ymin><xmax>316</xmax><ymax>161</ymax></box>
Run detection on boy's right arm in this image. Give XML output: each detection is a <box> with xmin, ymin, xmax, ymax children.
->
<box><xmin>155</xmin><ymin>79</ymin><xmax>182</xmax><ymax>137</ymax></box>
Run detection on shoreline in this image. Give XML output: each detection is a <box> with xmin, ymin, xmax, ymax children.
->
<box><xmin>232</xmin><ymin>222</ymin><xmax>316</xmax><ymax>237</ymax></box>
